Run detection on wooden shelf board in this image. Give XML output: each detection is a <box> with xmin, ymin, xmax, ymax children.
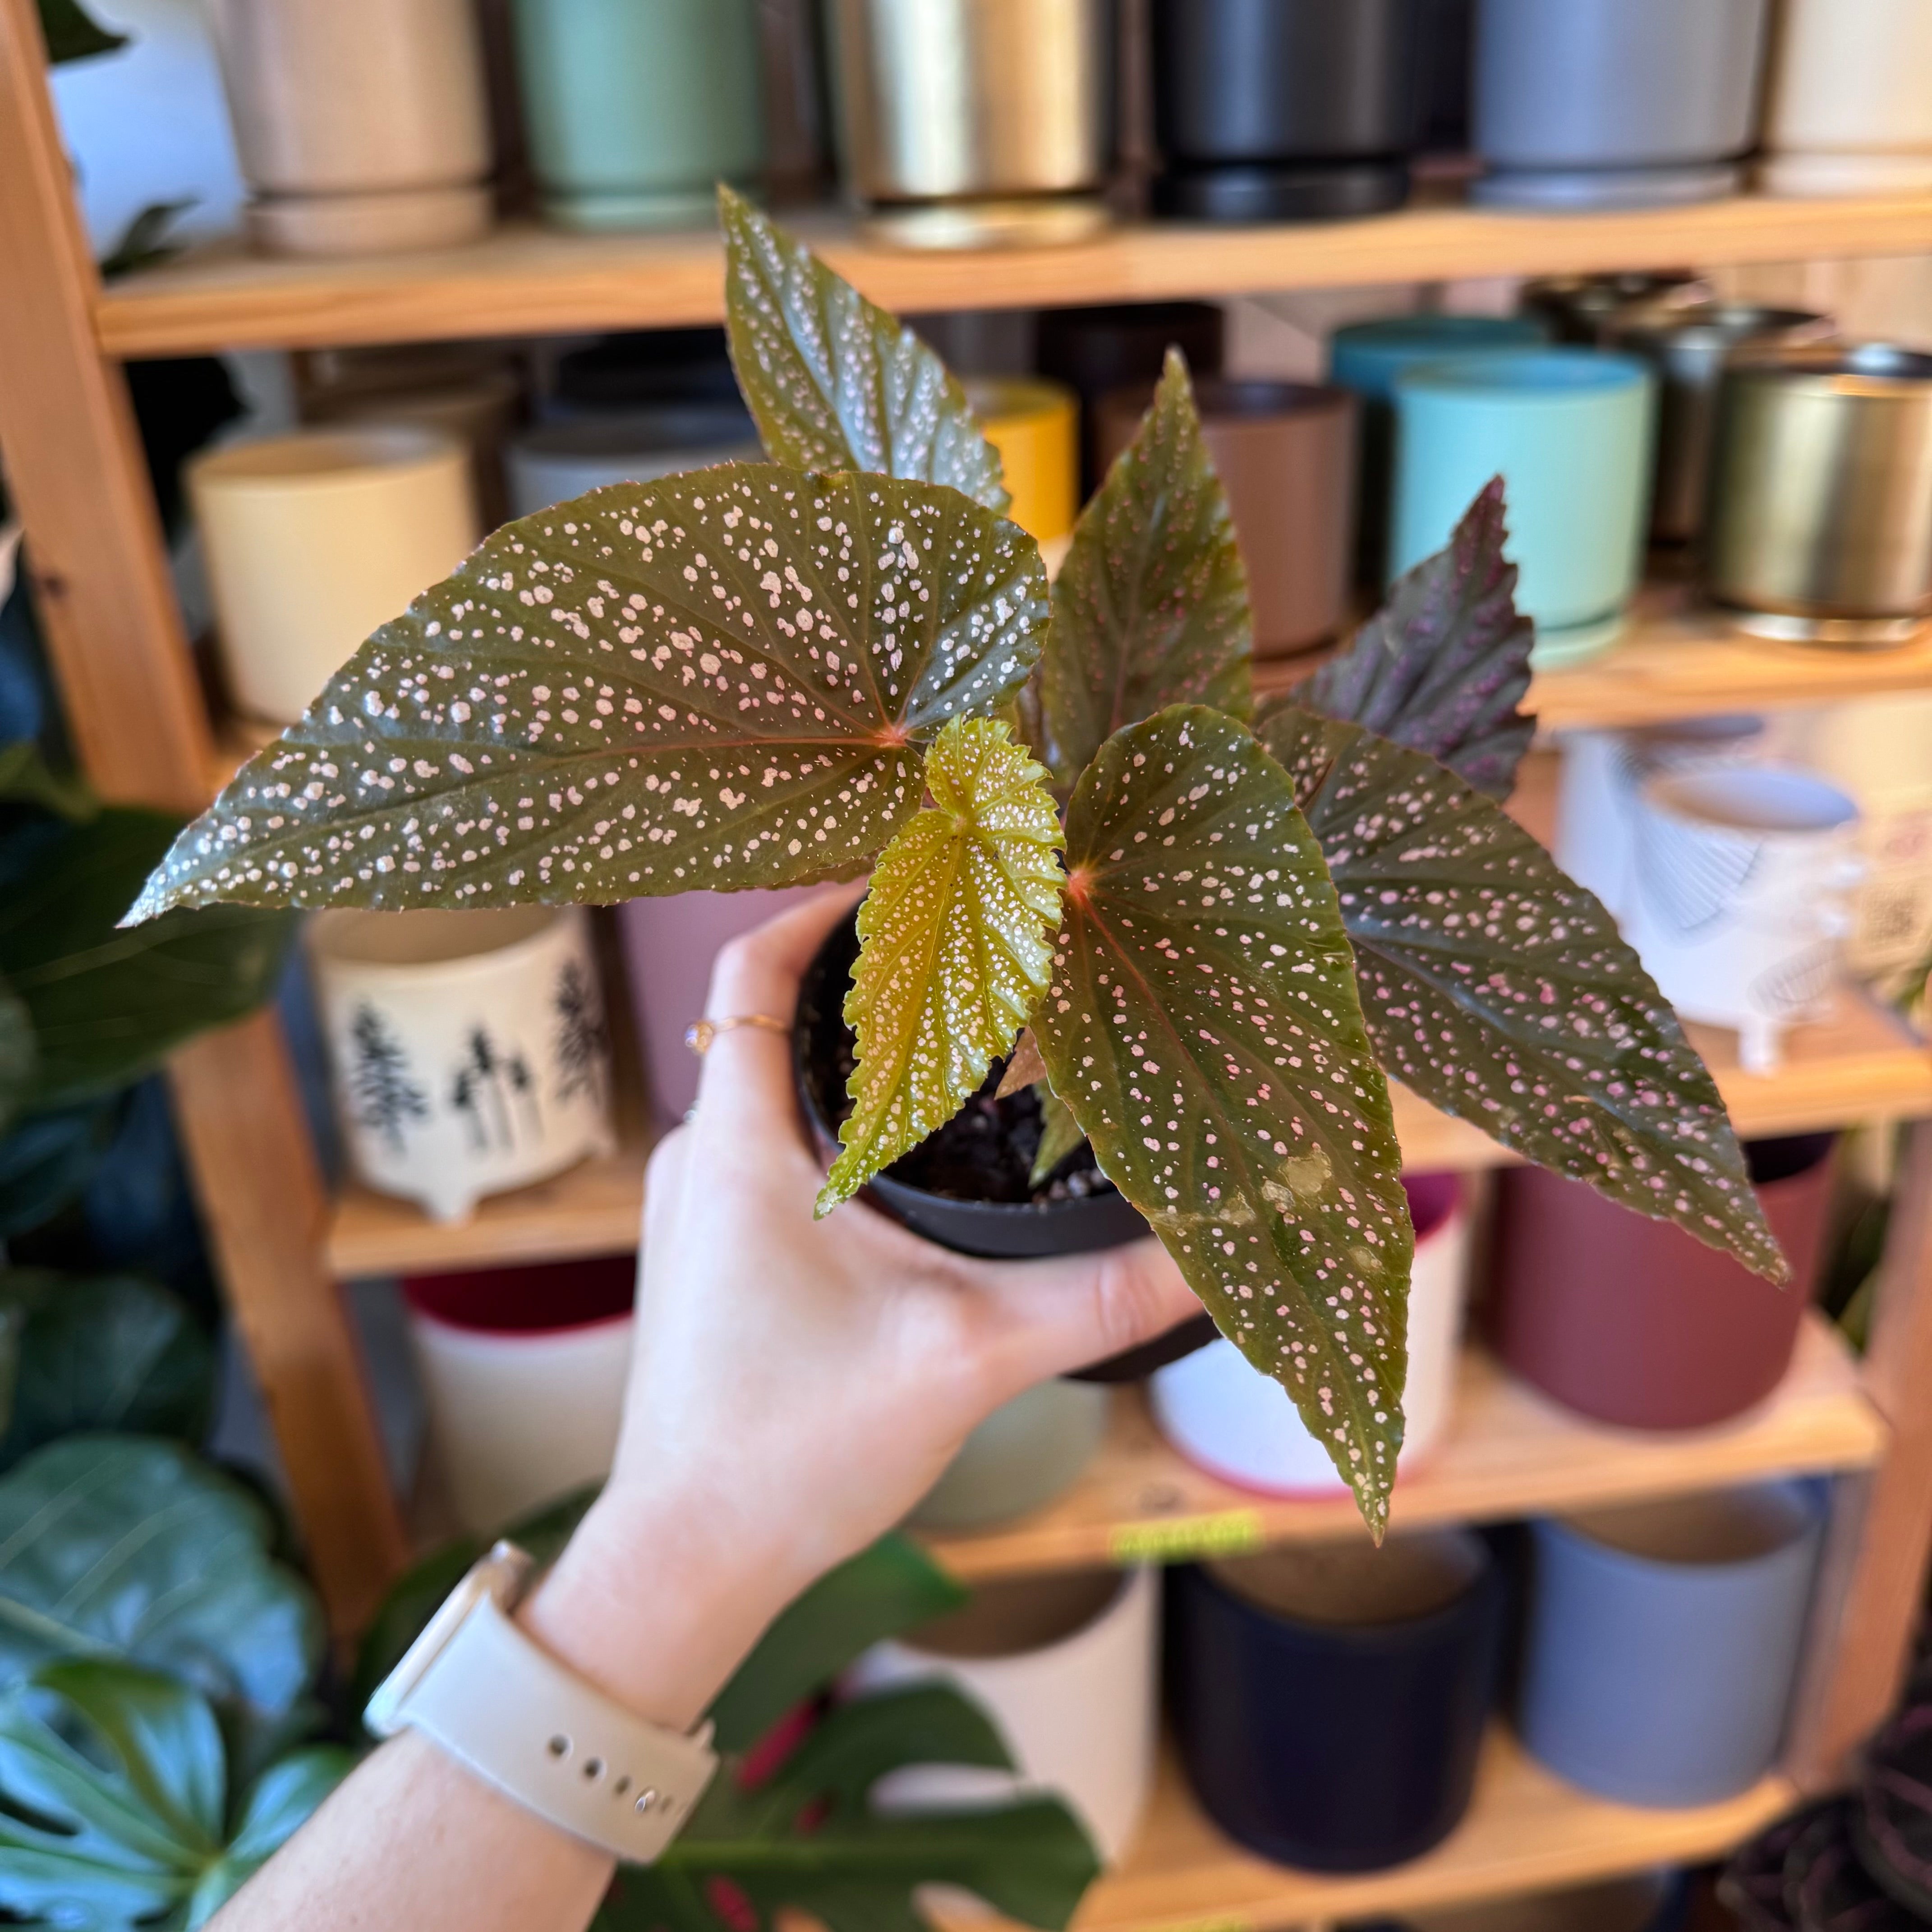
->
<box><xmin>97</xmin><ymin>195</ymin><xmax>1932</xmax><ymax>357</ymax></box>
<box><xmin>918</xmin><ymin>1314</ymin><xmax>1882</xmax><ymax>1581</ymax></box>
<box><xmin>1030</xmin><ymin>1735</ymin><xmax>1795</xmax><ymax>1932</ymax></box>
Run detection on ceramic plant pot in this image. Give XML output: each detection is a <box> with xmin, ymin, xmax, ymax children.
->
<box><xmin>848</xmin><ymin>1564</ymin><xmax>1159</xmax><ymax>1863</ymax></box>
<box><xmin>1517</xmin><ymin>1484</ymin><xmax>1825</xmax><ymax>1806</ymax></box>
<box><xmin>511</xmin><ymin>0</ymin><xmax>764</xmax><ymax>231</ymax></box>
<box><xmin>1150</xmin><ymin>1173</ymin><xmax>1468</xmax><ymax>1493</ymax></box>
<box><xmin>1389</xmin><ymin>350</ymin><xmax>1655</xmax><ymax>667</ymax></box>
<box><xmin>310</xmin><ymin>906</ymin><xmax>616</xmax><ymax>1222</ymax></box>
<box><xmin>908</xmin><ymin>1380</ymin><xmax>1112</xmax><ymax>1532</ymax></box>
<box><xmin>506</xmin><ymin>405</ymin><xmax>761</xmax><ymax>520</ymax></box>
<box><xmin>1705</xmin><ymin>345</ymin><xmax>1932</xmax><ymax>646</ymax></box>
<box><xmin>963</xmin><ymin>379</ymin><xmax>1080</xmax><ymax>575</ymax></box>
<box><xmin>189</xmin><ymin>427</ymin><xmax>479</xmax><ymax>725</ymax></box>
<box><xmin>1759</xmin><ymin>0</ymin><xmax>1932</xmax><ymax>198</ymax></box>
<box><xmin>402</xmin><ymin>1254</ymin><xmax>635</xmax><ymax>1533</ymax></box>
<box><xmin>1490</xmin><ymin>1133</ymin><xmax>1837</xmax><ymax>1431</ymax></box>
<box><xmin>1148</xmin><ymin>0</ymin><xmax>1421</xmax><ymax>222</ymax></box>
<box><xmin>1518</xmin><ymin>272</ymin><xmax>1710</xmax><ymax>348</ymax></box>
<box><xmin>1096</xmin><ymin>378</ymin><xmax>1356</xmax><ymax>657</ymax></box>
<box><xmin>1472</xmin><ymin>0</ymin><xmax>1771</xmax><ymax>210</ymax></box>
<box><xmin>205</xmin><ymin>0</ymin><xmax>492</xmax><ymax>255</ymax></box>
<box><xmin>1168</xmin><ymin>1531</ymin><xmax>1503</xmax><ymax>1869</ymax></box>
<box><xmin>1395</xmin><ymin>1872</ymin><xmax>1688</xmax><ymax>1932</ymax></box>
<box><xmin>1620</xmin><ymin>767</ymin><xmax>1862</xmax><ymax>1072</ymax></box>
<box><xmin>825</xmin><ymin>0</ymin><xmax>1113</xmax><ymax>248</ymax></box>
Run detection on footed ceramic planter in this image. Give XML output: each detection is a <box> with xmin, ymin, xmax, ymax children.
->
<box><xmin>908</xmin><ymin>1380</ymin><xmax>1111</xmax><ymax>1532</ymax></box>
<box><xmin>403</xmin><ymin>1255</ymin><xmax>635</xmax><ymax>1534</ymax></box>
<box><xmin>1150</xmin><ymin>1173</ymin><xmax>1468</xmax><ymax>1493</ymax></box>
<box><xmin>311</xmin><ymin>906</ymin><xmax>616</xmax><ymax>1222</ymax></box>
<box><xmin>848</xmin><ymin>1565</ymin><xmax>1159</xmax><ymax>1863</ymax></box>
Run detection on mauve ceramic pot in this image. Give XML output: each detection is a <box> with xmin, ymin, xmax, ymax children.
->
<box><xmin>1488</xmin><ymin>1134</ymin><xmax>1835</xmax><ymax>1431</ymax></box>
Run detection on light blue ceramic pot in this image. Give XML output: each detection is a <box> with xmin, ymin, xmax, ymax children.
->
<box><xmin>1390</xmin><ymin>348</ymin><xmax>1655</xmax><ymax>666</ymax></box>
<box><xmin>511</xmin><ymin>0</ymin><xmax>765</xmax><ymax>231</ymax></box>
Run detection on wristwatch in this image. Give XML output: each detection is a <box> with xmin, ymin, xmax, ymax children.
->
<box><xmin>364</xmin><ymin>1540</ymin><xmax>718</xmax><ymax>1862</ymax></box>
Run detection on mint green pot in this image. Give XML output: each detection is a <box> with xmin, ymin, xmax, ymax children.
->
<box><xmin>1391</xmin><ymin>349</ymin><xmax>1656</xmax><ymax>667</ymax></box>
<box><xmin>511</xmin><ymin>0</ymin><xmax>765</xmax><ymax>230</ymax></box>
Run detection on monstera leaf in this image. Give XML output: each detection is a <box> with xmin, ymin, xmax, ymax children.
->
<box><xmin>128</xmin><ymin>468</ymin><xmax>1047</xmax><ymax>922</ymax></box>
<box><xmin>1033</xmin><ymin>706</ymin><xmax>1412</xmax><ymax>1532</ymax></box>
<box><xmin>1293</xmin><ymin>479</ymin><xmax>1536</xmax><ymax>800</ymax></box>
<box><xmin>720</xmin><ymin>188</ymin><xmax>1008</xmax><ymax>514</ymax></box>
<box><xmin>821</xmin><ymin>717</ymin><xmax>1063</xmax><ymax>1214</ymax></box>
<box><xmin>1260</xmin><ymin>708</ymin><xmax>1783</xmax><ymax>1279</ymax></box>
<box><xmin>0</xmin><ymin>1660</ymin><xmax>348</xmax><ymax>1932</ymax></box>
<box><xmin>1043</xmin><ymin>350</ymin><xmax>1251</xmax><ymax>786</ymax></box>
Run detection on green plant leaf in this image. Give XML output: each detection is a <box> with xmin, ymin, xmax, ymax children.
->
<box><xmin>1029</xmin><ymin>1088</ymin><xmax>1088</xmax><ymax>1189</ymax></box>
<box><xmin>0</xmin><ymin>742</ymin><xmax>95</xmax><ymax>821</ymax></box>
<box><xmin>130</xmin><ymin>467</ymin><xmax>1047</xmax><ymax>922</ymax></box>
<box><xmin>37</xmin><ymin>0</ymin><xmax>126</xmax><ymax>63</ymax></box>
<box><xmin>0</xmin><ymin>1659</ymin><xmax>347</xmax><ymax>1932</ymax></box>
<box><xmin>0</xmin><ymin>1437</ymin><xmax>323</xmax><ymax>1724</ymax></box>
<box><xmin>819</xmin><ymin>716</ymin><xmax>1063</xmax><ymax>1215</ymax></box>
<box><xmin>0</xmin><ymin>808</ymin><xmax>293</xmax><ymax>1108</ymax></box>
<box><xmin>0</xmin><ymin>1094</ymin><xmax>121</xmax><ymax>1240</ymax></box>
<box><xmin>1034</xmin><ymin>706</ymin><xmax>1412</xmax><ymax>1534</ymax></box>
<box><xmin>0</xmin><ymin>1271</ymin><xmax>216</xmax><ymax>1469</ymax></box>
<box><xmin>1291</xmin><ymin>478</ymin><xmax>1536</xmax><ymax>800</ymax></box>
<box><xmin>1042</xmin><ymin>349</ymin><xmax>1251</xmax><ymax>787</ymax></box>
<box><xmin>719</xmin><ymin>187</ymin><xmax>1008</xmax><ymax>515</ymax></box>
<box><xmin>1260</xmin><ymin>707</ymin><xmax>1785</xmax><ymax>1279</ymax></box>
<box><xmin>0</xmin><ymin>984</ymin><xmax>32</xmax><ymax>1139</ymax></box>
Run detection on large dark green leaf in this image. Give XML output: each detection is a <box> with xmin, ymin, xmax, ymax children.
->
<box><xmin>1291</xmin><ymin>478</ymin><xmax>1536</xmax><ymax>800</ymax></box>
<box><xmin>0</xmin><ymin>1659</ymin><xmax>348</xmax><ymax>1932</ymax></box>
<box><xmin>0</xmin><ymin>985</ymin><xmax>32</xmax><ymax>1138</ymax></box>
<box><xmin>1034</xmin><ymin>706</ymin><xmax>1412</xmax><ymax>1534</ymax></box>
<box><xmin>0</xmin><ymin>742</ymin><xmax>94</xmax><ymax>821</ymax></box>
<box><xmin>0</xmin><ymin>1094</ymin><xmax>122</xmax><ymax>1240</ymax></box>
<box><xmin>0</xmin><ymin>809</ymin><xmax>292</xmax><ymax>1107</ymax></box>
<box><xmin>37</xmin><ymin>0</ymin><xmax>126</xmax><ymax>63</ymax></box>
<box><xmin>1042</xmin><ymin>350</ymin><xmax>1251</xmax><ymax>786</ymax></box>
<box><xmin>130</xmin><ymin>467</ymin><xmax>1046</xmax><ymax>921</ymax></box>
<box><xmin>0</xmin><ymin>1271</ymin><xmax>215</xmax><ymax>1469</ymax></box>
<box><xmin>719</xmin><ymin>188</ymin><xmax>1008</xmax><ymax>515</ymax></box>
<box><xmin>0</xmin><ymin>1437</ymin><xmax>322</xmax><ymax>1723</ymax></box>
<box><xmin>1260</xmin><ymin>708</ymin><xmax>1783</xmax><ymax>1279</ymax></box>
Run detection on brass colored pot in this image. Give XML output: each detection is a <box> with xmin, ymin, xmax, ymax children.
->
<box><xmin>1706</xmin><ymin>344</ymin><xmax>1932</xmax><ymax>645</ymax></box>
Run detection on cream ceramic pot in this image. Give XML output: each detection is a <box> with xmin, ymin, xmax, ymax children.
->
<box><xmin>1759</xmin><ymin>0</ymin><xmax>1932</xmax><ymax>197</ymax></box>
<box><xmin>190</xmin><ymin>427</ymin><xmax>478</xmax><ymax>725</ymax></box>
<box><xmin>310</xmin><ymin>906</ymin><xmax>616</xmax><ymax>1222</ymax></box>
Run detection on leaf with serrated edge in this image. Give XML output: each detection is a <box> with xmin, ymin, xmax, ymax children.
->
<box><xmin>1293</xmin><ymin>478</ymin><xmax>1535</xmax><ymax>800</ymax></box>
<box><xmin>820</xmin><ymin>717</ymin><xmax>1063</xmax><ymax>1215</ymax></box>
<box><xmin>1034</xmin><ymin>706</ymin><xmax>1412</xmax><ymax>1534</ymax></box>
<box><xmin>720</xmin><ymin>186</ymin><xmax>1008</xmax><ymax>514</ymax></box>
<box><xmin>1261</xmin><ymin>706</ymin><xmax>1784</xmax><ymax>1279</ymax></box>
<box><xmin>1043</xmin><ymin>350</ymin><xmax>1251</xmax><ymax>786</ymax></box>
<box><xmin>128</xmin><ymin>467</ymin><xmax>1046</xmax><ymax>922</ymax></box>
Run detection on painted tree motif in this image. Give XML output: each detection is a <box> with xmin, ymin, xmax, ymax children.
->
<box><xmin>449</xmin><ymin>1029</ymin><xmax>537</xmax><ymax>1153</ymax></box>
<box><xmin>552</xmin><ymin>961</ymin><xmax>610</xmax><ymax>1108</ymax></box>
<box><xmin>345</xmin><ymin>1004</ymin><xmax>428</xmax><ymax>1152</ymax></box>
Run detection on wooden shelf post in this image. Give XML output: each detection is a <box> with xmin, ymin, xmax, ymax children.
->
<box><xmin>0</xmin><ymin>0</ymin><xmax>405</xmax><ymax>1634</ymax></box>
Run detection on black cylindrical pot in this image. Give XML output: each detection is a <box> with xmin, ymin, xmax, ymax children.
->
<box><xmin>1150</xmin><ymin>0</ymin><xmax>1420</xmax><ymax>222</ymax></box>
<box><xmin>1168</xmin><ymin>1533</ymin><xmax>1504</xmax><ymax>1871</ymax></box>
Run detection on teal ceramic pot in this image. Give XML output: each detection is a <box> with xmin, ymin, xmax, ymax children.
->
<box><xmin>1329</xmin><ymin>313</ymin><xmax>1550</xmax><ymax>585</ymax></box>
<box><xmin>1390</xmin><ymin>349</ymin><xmax>1655</xmax><ymax>667</ymax></box>
<box><xmin>511</xmin><ymin>0</ymin><xmax>765</xmax><ymax>230</ymax></box>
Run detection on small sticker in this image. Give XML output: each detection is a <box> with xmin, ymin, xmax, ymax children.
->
<box><xmin>1109</xmin><ymin>1509</ymin><xmax>1263</xmax><ymax>1565</ymax></box>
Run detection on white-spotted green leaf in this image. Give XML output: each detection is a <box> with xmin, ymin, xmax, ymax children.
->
<box><xmin>1260</xmin><ymin>707</ymin><xmax>1784</xmax><ymax>1279</ymax></box>
<box><xmin>819</xmin><ymin>717</ymin><xmax>1063</xmax><ymax>1215</ymax></box>
<box><xmin>1043</xmin><ymin>350</ymin><xmax>1251</xmax><ymax>786</ymax></box>
<box><xmin>127</xmin><ymin>467</ymin><xmax>1046</xmax><ymax>921</ymax></box>
<box><xmin>1033</xmin><ymin>706</ymin><xmax>1412</xmax><ymax>1535</ymax></box>
<box><xmin>720</xmin><ymin>186</ymin><xmax>1008</xmax><ymax>514</ymax></box>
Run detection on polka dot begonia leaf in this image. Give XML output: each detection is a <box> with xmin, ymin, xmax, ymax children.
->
<box><xmin>124</xmin><ymin>466</ymin><xmax>1047</xmax><ymax>922</ymax></box>
<box><xmin>819</xmin><ymin>716</ymin><xmax>1063</xmax><ymax>1216</ymax></box>
<box><xmin>1034</xmin><ymin>705</ymin><xmax>1412</xmax><ymax>1537</ymax></box>
<box><xmin>1042</xmin><ymin>350</ymin><xmax>1251</xmax><ymax>789</ymax></box>
<box><xmin>1260</xmin><ymin>704</ymin><xmax>1785</xmax><ymax>1281</ymax></box>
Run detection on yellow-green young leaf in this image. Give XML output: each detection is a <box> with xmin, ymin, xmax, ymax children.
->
<box><xmin>1033</xmin><ymin>706</ymin><xmax>1412</xmax><ymax>1536</ymax></box>
<box><xmin>819</xmin><ymin>718</ymin><xmax>1063</xmax><ymax>1216</ymax></box>
<box><xmin>1029</xmin><ymin>1088</ymin><xmax>1088</xmax><ymax>1189</ymax></box>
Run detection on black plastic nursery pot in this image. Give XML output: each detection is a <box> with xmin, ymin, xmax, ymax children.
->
<box><xmin>794</xmin><ymin>913</ymin><xmax>1216</xmax><ymax>1382</ymax></box>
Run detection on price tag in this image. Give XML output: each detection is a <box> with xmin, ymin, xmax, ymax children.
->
<box><xmin>1109</xmin><ymin>1508</ymin><xmax>1263</xmax><ymax>1566</ymax></box>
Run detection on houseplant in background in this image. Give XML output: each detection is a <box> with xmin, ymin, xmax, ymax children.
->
<box><xmin>131</xmin><ymin>188</ymin><xmax>1781</xmax><ymax>1536</ymax></box>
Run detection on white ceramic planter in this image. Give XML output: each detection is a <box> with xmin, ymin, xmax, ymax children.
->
<box><xmin>848</xmin><ymin>1565</ymin><xmax>1158</xmax><ymax>1865</ymax></box>
<box><xmin>310</xmin><ymin>906</ymin><xmax>616</xmax><ymax>1222</ymax></box>
<box><xmin>189</xmin><ymin>427</ymin><xmax>478</xmax><ymax>725</ymax></box>
<box><xmin>1151</xmin><ymin>1174</ymin><xmax>1471</xmax><ymax>1495</ymax></box>
<box><xmin>205</xmin><ymin>0</ymin><xmax>493</xmax><ymax>254</ymax></box>
<box><xmin>1759</xmin><ymin>0</ymin><xmax>1932</xmax><ymax>198</ymax></box>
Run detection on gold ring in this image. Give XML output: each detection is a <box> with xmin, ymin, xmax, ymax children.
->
<box><xmin>685</xmin><ymin>1013</ymin><xmax>790</xmax><ymax>1056</ymax></box>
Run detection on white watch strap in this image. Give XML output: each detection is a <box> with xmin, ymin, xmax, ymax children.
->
<box><xmin>392</xmin><ymin>1594</ymin><xmax>718</xmax><ymax>1863</ymax></box>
